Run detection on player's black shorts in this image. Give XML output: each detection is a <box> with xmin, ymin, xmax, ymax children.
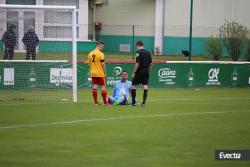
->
<box><xmin>132</xmin><ymin>69</ymin><xmax>149</xmax><ymax>85</ymax></box>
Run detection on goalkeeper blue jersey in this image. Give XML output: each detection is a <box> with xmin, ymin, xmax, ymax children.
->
<box><xmin>112</xmin><ymin>80</ymin><xmax>132</xmax><ymax>100</ymax></box>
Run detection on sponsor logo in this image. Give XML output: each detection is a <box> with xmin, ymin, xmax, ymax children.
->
<box><xmin>30</xmin><ymin>78</ymin><xmax>36</xmax><ymax>82</ymax></box>
<box><xmin>108</xmin><ymin>66</ymin><xmax>123</xmax><ymax>86</ymax></box>
<box><xmin>215</xmin><ymin>150</ymin><xmax>250</xmax><ymax>160</ymax></box>
<box><xmin>158</xmin><ymin>68</ymin><xmax>176</xmax><ymax>85</ymax></box>
<box><xmin>112</xmin><ymin>66</ymin><xmax>123</xmax><ymax>76</ymax></box>
<box><xmin>50</xmin><ymin>68</ymin><xmax>72</xmax><ymax>86</ymax></box>
<box><xmin>231</xmin><ymin>68</ymin><xmax>239</xmax><ymax>86</ymax></box>
<box><xmin>158</xmin><ymin>68</ymin><xmax>176</xmax><ymax>79</ymax></box>
<box><xmin>187</xmin><ymin>68</ymin><xmax>195</xmax><ymax>87</ymax></box>
<box><xmin>232</xmin><ymin>76</ymin><xmax>237</xmax><ymax>81</ymax></box>
<box><xmin>219</xmin><ymin>152</ymin><xmax>241</xmax><ymax>159</ymax></box>
<box><xmin>208</xmin><ymin>68</ymin><xmax>219</xmax><ymax>82</ymax></box>
<box><xmin>4</xmin><ymin>68</ymin><xmax>14</xmax><ymax>85</ymax></box>
<box><xmin>206</xmin><ymin>68</ymin><xmax>221</xmax><ymax>86</ymax></box>
<box><xmin>28</xmin><ymin>67</ymin><xmax>36</xmax><ymax>88</ymax></box>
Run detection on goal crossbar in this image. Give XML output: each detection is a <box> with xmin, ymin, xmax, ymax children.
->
<box><xmin>0</xmin><ymin>4</ymin><xmax>76</xmax><ymax>10</ymax></box>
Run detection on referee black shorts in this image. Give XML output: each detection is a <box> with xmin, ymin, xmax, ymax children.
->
<box><xmin>132</xmin><ymin>69</ymin><xmax>149</xmax><ymax>85</ymax></box>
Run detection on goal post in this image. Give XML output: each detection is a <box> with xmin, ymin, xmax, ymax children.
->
<box><xmin>0</xmin><ymin>4</ymin><xmax>77</xmax><ymax>102</ymax></box>
<box><xmin>72</xmin><ymin>6</ymin><xmax>77</xmax><ymax>103</ymax></box>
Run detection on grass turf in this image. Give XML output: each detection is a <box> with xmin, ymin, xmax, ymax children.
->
<box><xmin>0</xmin><ymin>88</ymin><xmax>250</xmax><ymax>167</ymax></box>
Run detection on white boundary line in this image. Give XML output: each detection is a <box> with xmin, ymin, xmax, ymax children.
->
<box><xmin>0</xmin><ymin>110</ymin><xmax>249</xmax><ymax>130</ymax></box>
<box><xmin>0</xmin><ymin>97</ymin><xmax>249</xmax><ymax>106</ymax></box>
<box><xmin>149</xmin><ymin>97</ymin><xmax>250</xmax><ymax>101</ymax></box>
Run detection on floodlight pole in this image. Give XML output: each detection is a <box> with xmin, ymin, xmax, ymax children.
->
<box><xmin>189</xmin><ymin>0</ymin><xmax>193</xmax><ymax>61</ymax></box>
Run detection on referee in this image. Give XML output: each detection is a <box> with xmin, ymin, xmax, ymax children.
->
<box><xmin>131</xmin><ymin>40</ymin><xmax>152</xmax><ymax>106</ymax></box>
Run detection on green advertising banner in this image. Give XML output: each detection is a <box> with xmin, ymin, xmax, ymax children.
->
<box><xmin>0</xmin><ymin>61</ymin><xmax>72</xmax><ymax>90</ymax></box>
<box><xmin>79</xmin><ymin>62</ymin><xmax>250</xmax><ymax>88</ymax></box>
<box><xmin>0</xmin><ymin>61</ymin><xmax>250</xmax><ymax>90</ymax></box>
<box><xmin>149</xmin><ymin>63</ymin><xmax>250</xmax><ymax>88</ymax></box>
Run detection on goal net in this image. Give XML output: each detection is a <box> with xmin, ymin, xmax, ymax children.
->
<box><xmin>0</xmin><ymin>4</ymin><xmax>77</xmax><ymax>103</ymax></box>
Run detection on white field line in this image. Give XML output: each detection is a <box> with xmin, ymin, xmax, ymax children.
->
<box><xmin>0</xmin><ymin>97</ymin><xmax>249</xmax><ymax>106</ymax></box>
<box><xmin>149</xmin><ymin>97</ymin><xmax>250</xmax><ymax>101</ymax></box>
<box><xmin>0</xmin><ymin>110</ymin><xmax>249</xmax><ymax>130</ymax></box>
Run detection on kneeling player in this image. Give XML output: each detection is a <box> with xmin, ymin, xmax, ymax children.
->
<box><xmin>107</xmin><ymin>71</ymin><xmax>132</xmax><ymax>105</ymax></box>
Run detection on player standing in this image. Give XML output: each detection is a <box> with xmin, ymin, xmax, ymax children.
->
<box><xmin>88</xmin><ymin>41</ymin><xmax>109</xmax><ymax>106</ymax></box>
<box><xmin>131</xmin><ymin>40</ymin><xmax>152</xmax><ymax>106</ymax></box>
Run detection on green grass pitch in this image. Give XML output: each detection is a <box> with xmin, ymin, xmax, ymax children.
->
<box><xmin>0</xmin><ymin>88</ymin><xmax>250</xmax><ymax>167</ymax></box>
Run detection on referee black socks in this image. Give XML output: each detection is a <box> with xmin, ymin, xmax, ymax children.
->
<box><xmin>131</xmin><ymin>89</ymin><xmax>148</xmax><ymax>106</ymax></box>
<box><xmin>131</xmin><ymin>89</ymin><xmax>136</xmax><ymax>105</ymax></box>
<box><xmin>142</xmin><ymin>89</ymin><xmax>148</xmax><ymax>104</ymax></box>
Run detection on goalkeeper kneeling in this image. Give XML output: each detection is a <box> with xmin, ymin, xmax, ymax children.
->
<box><xmin>107</xmin><ymin>71</ymin><xmax>132</xmax><ymax>105</ymax></box>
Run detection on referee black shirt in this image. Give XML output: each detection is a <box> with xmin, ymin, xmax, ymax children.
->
<box><xmin>136</xmin><ymin>48</ymin><xmax>152</xmax><ymax>71</ymax></box>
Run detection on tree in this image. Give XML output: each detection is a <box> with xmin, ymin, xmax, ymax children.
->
<box><xmin>204</xmin><ymin>36</ymin><xmax>223</xmax><ymax>60</ymax></box>
<box><xmin>245</xmin><ymin>39</ymin><xmax>250</xmax><ymax>61</ymax></box>
<box><xmin>219</xmin><ymin>20</ymin><xmax>248</xmax><ymax>61</ymax></box>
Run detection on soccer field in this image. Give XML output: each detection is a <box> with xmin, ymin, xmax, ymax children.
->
<box><xmin>0</xmin><ymin>88</ymin><xmax>250</xmax><ymax>167</ymax></box>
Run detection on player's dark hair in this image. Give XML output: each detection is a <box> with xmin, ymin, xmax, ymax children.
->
<box><xmin>136</xmin><ymin>40</ymin><xmax>143</xmax><ymax>46</ymax></box>
<box><xmin>96</xmin><ymin>40</ymin><xmax>105</xmax><ymax>45</ymax></box>
<box><xmin>9</xmin><ymin>24</ymin><xmax>16</xmax><ymax>29</ymax></box>
<box><xmin>120</xmin><ymin>71</ymin><xmax>128</xmax><ymax>75</ymax></box>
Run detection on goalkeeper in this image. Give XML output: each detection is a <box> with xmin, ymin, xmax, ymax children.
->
<box><xmin>107</xmin><ymin>71</ymin><xmax>132</xmax><ymax>105</ymax></box>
